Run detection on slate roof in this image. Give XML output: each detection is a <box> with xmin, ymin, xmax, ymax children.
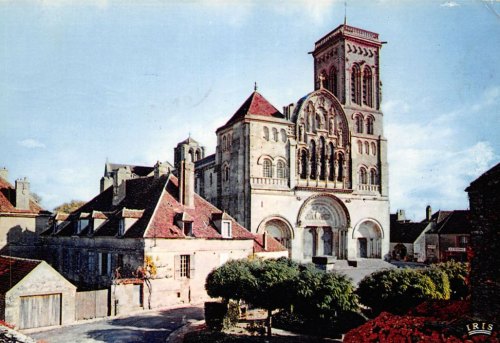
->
<box><xmin>390</xmin><ymin>214</ymin><xmax>428</xmax><ymax>244</ymax></box>
<box><xmin>0</xmin><ymin>178</ymin><xmax>47</xmax><ymax>215</ymax></box>
<box><xmin>466</xmin><ymin>162</ymin><xmax>500</xmax><ymax>191</ymax></box>
<box><xmin>220</xmin><ymin>91</ymin><xmax>283</xmax><ymax>130</ymax></box>
<box><xmin>0</xmin><ymin>256</ymin><xmax>41</xmax><ymax>294</ymax></box>
<box><xmin>105</xmin><ymin>163</ymin><xmax>154</xmax><ymax>177</ymax></box>
<box><xmin>46</xmin><ymin>173</ymin><xmax>255</xmax><ymax>241</ymax></box>
<box><xmin>428</xmin><ymin>210</ymin><xmax>471</xmax><ymax>235</ymax></box>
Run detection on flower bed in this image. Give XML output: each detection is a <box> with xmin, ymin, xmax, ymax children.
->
<box><xmin>344</xmin><ymin>300</ymin><xmax>498</xmax><ymax>343</ymax></box>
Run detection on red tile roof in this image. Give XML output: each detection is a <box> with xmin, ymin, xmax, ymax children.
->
<box><xmin>253</xmin><ymin>234</ymin><xmax>288</xmax><ymax>253</ymax></box>
<box><xmin>0</xmin><ymin>178</ymin><xmax>45</xmax><ymax>214</ymax></box>
<box><xmin>0</xmin><ymin>256</ymin><xmax>41</xmax><ymax>294</ymax></box>
<box><xmin>145</xmin><ymin>175</ymin><xmax>254</xmax><ymax>240</ymax></box>
<box><xmin>48</xmin><ymin>173</ymin><xmax>254</xmax><ymax>241</ymax></box>
<box><xmin>220</xmin><ymin>91</ymin><xmax>283</xmax><ymax>129</ymax></box>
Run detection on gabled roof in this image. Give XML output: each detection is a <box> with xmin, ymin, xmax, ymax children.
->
<box><xmin>0</xmin><ymin>177</ymin><xmax>47</xmax><ymax>215</ymax></box>
<box><xmin>390</xmin><ymin>214</ymin><xmax>429</xmax><ymax>243</ymax></box>
<box><xmin>428</xmin><ymin>210</ymin><xmax>471</xmax><ymax>235</ymax></box>
<box><xmin>0</xmin><ymin>256</ymin><xmax>41</xmax><ymax>294</ymax></box>
<box><xmin>219</xmin><ymin>91</ymin><xmax>283</xmax><ymax>130</ymax></box>
<box><xmin>46</xmin><ymin>172</ymin><xmax>254</xmax><ymax>241</ymax></box>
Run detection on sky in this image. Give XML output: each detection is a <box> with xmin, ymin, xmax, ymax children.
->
<box><xmin>1</xmin><ymin>0</ymin><xmax>499</xmax><ymax>220</ymax></box>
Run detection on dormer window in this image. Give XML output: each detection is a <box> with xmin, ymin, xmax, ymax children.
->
<box><xmin>77</xmin><ymin>219</ymin><xmax>89</xmax><ymax>234</ymax></box>
<box><xmin>183</xmin><ymin>221</ymin><xmax>193</xmax><ymax>236</ymax></box>
<box><xmin>221</xmin><ymin>220</ymin><xmax>232</xmax><ymax>238</ymax></box>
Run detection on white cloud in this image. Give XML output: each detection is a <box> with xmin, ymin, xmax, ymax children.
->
<box><xmin>386</xmin><ymin>89</ymin><xmax>498</xmax><ymax>220</ymax></box>
<box><xmin>441</xmin><ymin>1</ymin><xmax>460</xmax><ymax>8</ymax></box>
<box><xmin>18</xmin><ymin>139</ymin><xmax>46</xmax><ymax>149</ymax></box>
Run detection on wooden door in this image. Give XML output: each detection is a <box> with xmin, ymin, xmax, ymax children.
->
<box><xmin>19</xmin><ymin>294</ymin><xmax>61</xmax><ymax>329</ymax></box>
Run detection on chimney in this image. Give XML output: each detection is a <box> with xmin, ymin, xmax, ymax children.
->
<box><xmin>263</xmin><ymin>231</ymin><xmax>268</xmax><ymax>251</ymax></box>
<box><xmin>0</xmin><ymin>167</ymin><xmax>8</xmax><ymax>181</ymax></box>
<box><xmin>15</xmin><ymin>177</ymin><xmax>30</xmax><ymax>210</ymax></box>
<box><xmin>426</xmin><ymin>205</ymin><xmax>432</xmax><ymax>221</ymax></box>
<box><xmin>179</xmin><ymin>157</ymin><xmax>195</xmax><ymax>208</ymax></box>
<box><xmin>396</xmin><ymin>209</ymin><xmax>406</xmax><ymax>222</ymax></box>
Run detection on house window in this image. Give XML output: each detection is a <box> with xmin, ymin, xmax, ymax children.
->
<box><xmin>221</xmin><ymin>220</ymin><xmax>232</xmax><ymax>238</ymax></box>
<box><xmin>98</xmin><ymin>252</ymin><xmax>111</xmax><ymax>276</ymax></box>
<box><xmin>458</xmin><ymin>236</ymin><xmax>469</xmax><ymax>247</ymax></box>
<box><xmin>263</xmin><ymin>159</ymin><xmax>272</xmax><ymax>178</ymax></box>
<box><xmin>118</xmin><ymin>219</ymin><xmax>125</xmax><ymax>236</ymax></box>
<box><xmin>277</xmin><ymin>161</ymin><xmax>286</xmax><ymax>179</ymax></box>
<box><xmin>180</xmin><ymin>255</ymin><xmax>190</xmax><ymax>278</ymax></box>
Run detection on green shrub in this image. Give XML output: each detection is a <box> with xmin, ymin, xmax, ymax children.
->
<box><xmin>432</xmin><ymin>261</ymin><xmax>469</xmax><ymax>299</ymax></box>
<box><xmin>204</xmin><ymin>301</ymin><xmax>227</xmax><ymax>331</ymax></box>
<box><xmin>357</xmin><ymin>269</ymin><xmax>438</xmax><ymax>315</ymax></box>
<box><xmin>421</xmin><ymin>268</ymin><xmax>451</xmax><ymax>300</ymax></box>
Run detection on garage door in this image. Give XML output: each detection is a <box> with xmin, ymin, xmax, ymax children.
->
<box><xmin>19</xmin><ymin>294</ymin><xmax>61</xmax><ymax>329</ymax></box>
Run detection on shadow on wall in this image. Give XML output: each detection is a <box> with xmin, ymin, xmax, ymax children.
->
<box><xmin>0</xmin><ymin>225</ymin><xmax>42</xmax><ymax>259</ymax></box>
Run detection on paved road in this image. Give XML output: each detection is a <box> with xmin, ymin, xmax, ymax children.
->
<box><xmin>27</xmin><ymin>305</ymin><xmax>204</xmax><ymax>343</ymax></box>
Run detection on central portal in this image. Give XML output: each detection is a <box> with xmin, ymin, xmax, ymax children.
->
<box><xmin>298</xmin><ymin>194</ymin><xmax>349</xmax><ymax>260</ymax></box>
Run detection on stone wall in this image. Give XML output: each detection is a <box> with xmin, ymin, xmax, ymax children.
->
<box><xmin>467</xmin><ymin>170</ymin><xmax>500</xmax><ymax>321</ymax></box>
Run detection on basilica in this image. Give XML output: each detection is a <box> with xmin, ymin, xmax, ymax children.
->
<box><xmin>175</xmin><ymin>24</ymin><xmax>390</xmax><ymax>262</ymax></box>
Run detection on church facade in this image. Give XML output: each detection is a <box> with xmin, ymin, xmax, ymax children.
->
<box><xmin>178</xmin><ymin>24</ymin><xmax>390</xmax><ymax>262</ymax></box>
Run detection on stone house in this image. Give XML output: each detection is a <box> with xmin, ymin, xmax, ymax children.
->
<box><xmin>0</xmin><ymin>255</ymin><xmax>76</xmax><ymax>330</ymax></box>
<box><xmin>425</xmin><ymin>210</ymin><xmax>471</xmax><ymax>263</ymax></box>
<box><xmin>389</xmin><ymin>209</ymin><xmax>430</xmax><ymax>262</ymax></box>
<box><xmin>182</xmin><ymin>24</ymin><xmax>390</xmax><ymax>264</ymax></box>
<box><xmin>0</xmin><ymin>168</ymin><xmax>51</xmax><ymax>259</ymax></box>
<box><xmin>466</xmin><ymin>162</ymin><xmax>499</xmax><ymax>321</ymax></box>
<box><xmin>41</xmin><ymin>159</ymin><xmax>286</xmax><ymax>311</ymax></box>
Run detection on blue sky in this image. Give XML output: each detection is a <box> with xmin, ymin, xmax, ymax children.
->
<box><xmin>1</xmin><ymin>0</ymin><xmax>498</xmax><ymax>220</ymax></box>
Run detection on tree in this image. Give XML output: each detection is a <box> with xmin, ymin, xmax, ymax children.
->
<box><xmin>53</xmin><ymin>200</ymin><xmax>86</xmax><ymax>213</ymax></box>
<box><xmin>205</xmin><ymin>259</ymin><xmax>257</xmax><ymax>303</ymax></box>
<box><xmin>246</xmin><ymin>258</ymin><xmax>300</xmax><ymax>337</ymax></box>
<box><xmin>357</xmin><ymin>269</ymin><xmax>439</xmax><ymax>315</ymax></box>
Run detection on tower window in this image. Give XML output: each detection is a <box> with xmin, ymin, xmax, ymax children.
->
<box><xmin>355</xmin><ymin>115</ymin><xmax>364</xmax><ymax>134</ymax></box>
<box><xmin>351</xmin><ymin>64</ymin><xmax>361</xmax><ymax>105</ymax></box>
<box><xmin>357</xmin><ymin>140</ymin><xmax>363</xmax><ymax>154</ymax></box>
<box><xmin>272</xmin><ymin>128</ymin><xmax>278</xmax><ymax>142</ymax></box>
<box><xmin>366</xmin><ymin>116</ymin><xmax>374</xmax><ymax>135</ymax></box>
<box><xmin>263</xmin><ymin>126</ymin><xmax>269</xmax><ymax>141</ymax></box>
<box><xmin>370</xmin><ymin>169</ymin><xmax>378</xmax><ymax>185</ymax></box>
<box><xmin>277</xmin><ymin>160</ymin><xmax>286</xmax><ymax>179</ymax></box>
<box><xmin>359</xmin><ymin>167</ymin><xmax>368</xmax><ymax>185</ymax></box>
<box><xmin>363</xmin><ymin>66</ymin><xmax>373</xmax><ymax>107</ymax></box>
<box><xmin>263</xmin><ymin>159</ymin><xmax>272</xmax><ymax>178</ymax></box>
<box><xmin>329</xmin><ymin>66</ymin><xmax>338</xmax><ymax>97</ymax></box>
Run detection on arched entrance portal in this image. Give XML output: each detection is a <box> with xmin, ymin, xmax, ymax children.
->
<box><xmin>353</xmin><ymin>220</ymin><xmax>383</xmax><ymax>258</ymax></box>
<box><xmin>298</xmin><ymin>195</ymin><xmax>349</xmax><ymax>260</ymax></box>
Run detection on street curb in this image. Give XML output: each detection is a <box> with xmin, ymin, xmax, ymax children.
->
<box><xmin>166</xmin><ymin>320</ymin><xmax>206</xmax><ymax>343</ymax></box>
